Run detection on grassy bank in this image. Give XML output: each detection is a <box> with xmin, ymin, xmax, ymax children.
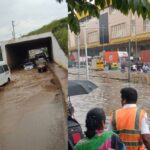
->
<box><xmin>25</xmin><ymin>17</ymin><xmax>68</xmax><ymax>55</ymax></box>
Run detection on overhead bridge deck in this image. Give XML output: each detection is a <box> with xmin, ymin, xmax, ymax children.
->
<box><xmin>0</xmin><ymin>32</ymin><xmax>67</xmax><ymax>69</ymax></box>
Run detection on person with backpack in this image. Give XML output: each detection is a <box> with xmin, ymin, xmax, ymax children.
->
<box><xmin>67</xmin><ymin>101</ymin><xmax>84</xmax><ymax>150</ymax></box>
<box><xmin>74</xmin><ymin>108</ymin><xmax>126</xmax><ymax>150</ymax></box>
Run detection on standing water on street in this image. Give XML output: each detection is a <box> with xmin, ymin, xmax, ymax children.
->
<box><xmin>69</xmin><ymin>68</ymin><xmax>150</xmax><ymax>131</ymax></box>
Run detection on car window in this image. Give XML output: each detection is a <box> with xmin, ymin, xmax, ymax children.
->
<box><xmin>0</xmin><ymin>66</ymin><xmax>4</xmax><ymax>74</ymax></box>
<box><xmin>3</xmin><ymin>65</ymin><xmax>9</xmax><ymax>71</ymax></box>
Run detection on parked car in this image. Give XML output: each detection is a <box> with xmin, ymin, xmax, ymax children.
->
<box><xmin>23</xmin><ymin>62</ymin><xmax>34</xmax><ymax>70</ymax></box>
<box><xmin>0</xmin><ymin>61</ymin><xmax>11</xmax><ymax>86</ymax></box>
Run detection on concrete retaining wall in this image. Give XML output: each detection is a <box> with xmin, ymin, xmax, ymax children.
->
<box><xmin>50</xmin><ymin>33</ymin><xmax>68</xmax><ymax>70</ymax></box>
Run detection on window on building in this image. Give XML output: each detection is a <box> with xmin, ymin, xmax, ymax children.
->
<box><xmin>109</xmin><ymin>6</ymin><xmax>117</xmax><ymax>14</ymax></box>
<box><xmin>111</xmin><ymin>23</ymin><xmax>126</xmax><ymax>38</ymax></box>
<box><xmin>3</xmin><ymin>65</ymin><xmax>9</xmax><ymax>71</ymax></box>
<box><xmin>143</xmin><ymin>19</ymin><xmax>150</xmax><ymax>32</ymax></box>
<box><xmin>88</xmin><ymin>31</ymin><xmax>98</xmax><ymax>43</ymax></box>
<box><xmin>131</xmin><ymin>20</ymin><xmax>136</xmax><ymax>35</ymax></box>
<box><xmin>79</xmin><ymin>21</ymin><xmax>84</xmax><ymax>26</ymax></box>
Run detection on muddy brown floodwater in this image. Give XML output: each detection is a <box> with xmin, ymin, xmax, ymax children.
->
<box><xmin>69</xmin><ymin>68</ymin><xmax>150</xmax><ymax>131</ymax></box>
<box><xmin>0</xmin><ymin>69</ymin><xmax>66</xmax><ymax>150</ymax></box>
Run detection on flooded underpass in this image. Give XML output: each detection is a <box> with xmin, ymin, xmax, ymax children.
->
<box><xmin>69</xmin><ymin>68</ymin><xmax>150</xmax><ymax>131</ymax></box>
<box><xmin>0</xmin><ymin>68</ymin><xmax>66</xmax><ymax>150</ymax></box>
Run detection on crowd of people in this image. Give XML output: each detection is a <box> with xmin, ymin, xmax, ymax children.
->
<box><xmin>121</xmin><ymin>62</ymin><xmax>150</xmax><ymax>73</ymax></box>
<box><xmin>68</xmin><ymin>87</ymin><xmax>150</xmax><ymax>150</ymax></box>
<box><xmin>131</xmin><ymin>63</ymin><xmax>150</xmax><ymax>73</ymax></box>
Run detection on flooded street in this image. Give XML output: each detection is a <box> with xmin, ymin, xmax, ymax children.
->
<box><xmin>69</xmin><ymin>68</ymin><xmax>150</xmax><ymax>131</ymax></box>
<box><xmin>0</xmin><ymin>69</ymin><xmax>66</xmax><ymax>150</ymax></box>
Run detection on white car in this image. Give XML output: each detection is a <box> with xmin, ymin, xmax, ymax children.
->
<box><xmin>24</xmin><ymin>62</ymin><xmax>34</xmax><ymax>70</ymax></box>
<box><xmin>0</xmin><ymin>61</ymin><xmax>11</xmax><ymax>86</ymax></box>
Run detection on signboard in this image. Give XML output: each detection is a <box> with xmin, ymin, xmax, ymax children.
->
<box><xmin>118</xmin><ymin>51</ymin><xmax>128</xmax><ymax>57</ymax></box>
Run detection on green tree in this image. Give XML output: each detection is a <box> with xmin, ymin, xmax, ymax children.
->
<box><xmin>57</xmin><ymin>0</ymin><xmax>150</xmax><ymax>34</ymax></box>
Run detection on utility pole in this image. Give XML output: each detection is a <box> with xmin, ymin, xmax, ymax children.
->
<box><xmin>128</xmin><ymin>12</ymin><xmax>132</xmax><ymax>82</ymax></box>
<box><xmin>77</xmin><ymin>34</ymin><xmax>80</xmax><ymax>79</ymax></box>
<box><xmin>135</xmin><ymin>14</ymin><xmax>138</xmax><ymax>61</ymax></box>
<box><xmin>84</xmin><ymin>16</ymin><xmax>89</xmax><ymax>80</ymax></box>
<box><xmin>84</xmin><ymin>26</ymin><xmax>89</xmax><ymax>80</ymax></box>
<box><xmin>128</xmin><ymin>39</ymin><xmax>131</xmax><ymax>82</ymax></box>
<box><xmin>12</xmin><ymin>20</ymin><xmax>16</xmax><ymax>39</ymax></box>
<box><xmin>102</xmin><ymin>24</ymin><xmax>105</xmax><ymax>55</ymax></box>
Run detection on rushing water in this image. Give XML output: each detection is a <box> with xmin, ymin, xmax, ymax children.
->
<box><xmin>0</xmin><ymin>69</ymin><xmax>66</xmax><ymax>150</ymax></box>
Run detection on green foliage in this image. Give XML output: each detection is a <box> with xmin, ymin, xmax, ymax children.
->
<box><xmin>25</xmin><ymin>17</ymin><xmax>68</xmax><ymax>55</ymax></box>
<box><xmin>57</xmin><ymin>0</ymin><xmax>150</xmax><ymax>34</ymax></box>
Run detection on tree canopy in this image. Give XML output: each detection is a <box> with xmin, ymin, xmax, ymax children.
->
<box><xmin>57</xmin><ymin>0</ymin><xmax>150</xmax><ymax>34</ymax></box>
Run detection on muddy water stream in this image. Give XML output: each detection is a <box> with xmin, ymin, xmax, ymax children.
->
<box><xmin>0</xmin><ymin>69</ymin><xmax>66</xmax><ymax>150</ymax></box>
<box><xmin>69</xmin><ymin>69</ymin><xmax>150</xmax><ymax>131</ymax></box>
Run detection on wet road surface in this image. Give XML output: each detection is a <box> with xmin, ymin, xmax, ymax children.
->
<box><xmin>69</xmin><ymin>68</ymin><xmax>150</xmax><ymax>131</ymax></box>
<box><xmin>0</xmin><ymin>69</ymin><xmax>66</xmax><ymax>150</ymax></box>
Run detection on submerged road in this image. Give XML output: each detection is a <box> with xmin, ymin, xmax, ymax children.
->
<box><xmin>69</xmin><ymin>68</ymin><xmax>150</xmax><ymax>131</ymax></box>
<box><xmin>0</xmin><ymin>68</ymin><xmax>67</xmax><ymax>150</ymax></box>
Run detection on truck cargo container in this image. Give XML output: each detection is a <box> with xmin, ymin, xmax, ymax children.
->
<box><xmin>140</xmin><ymin>50</ymin><xmax>150</xmax><ymax>63</ymax></box>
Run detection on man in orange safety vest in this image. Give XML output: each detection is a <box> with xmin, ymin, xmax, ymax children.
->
<box><xmin>108</xmin><ymin>87</ymin><xmax>150</xmax><ymax>150</ymax></box>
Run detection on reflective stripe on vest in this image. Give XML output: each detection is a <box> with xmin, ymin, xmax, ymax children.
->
<box><xmin>115</xmin><ymin>129</ymin><xmax>141</xmax><ymax>134</ymax></box>
<box><xmin>124</xmin><ymin>141</ymin><xmax>143</xmax><ymax>147</ymax></box>
<box><xmin>112</xmin><ymin>108</ymin><xmax>145</xmax><ymax>150</ymax></box>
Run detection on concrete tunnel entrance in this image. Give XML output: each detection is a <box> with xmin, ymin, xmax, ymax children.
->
<box><xmin>5</xmin><ymin>37</ymin><xmax>53</xmax><ymax>69</ymax></box>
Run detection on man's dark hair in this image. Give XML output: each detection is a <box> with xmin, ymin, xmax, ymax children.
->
<box><xmin>120</xmin><ymin>87</ymin><xmax>138</xmax><ymax>104</ymax></box>
<box><xmin>85</xmin><ymin>108</ymin><xmax>106</xmax><ymax>139</ymax></box>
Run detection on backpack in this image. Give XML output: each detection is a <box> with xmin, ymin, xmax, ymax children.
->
<box><xmin>68</xmin><ymin>116</ymin><xmax>84</xmax><ymax>150</ymax></box>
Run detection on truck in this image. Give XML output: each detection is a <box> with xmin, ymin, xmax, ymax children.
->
<box><xmin>140</xmin><ymin>50</ymin><xmax>150</xmax><ymax>63</ymax></box>
<box><xmin>104</xmin><ymin>51</ymin><xmax>128</xmax><ymax>69</ymax></box>
<box><xmin>35</xmin><ymin>53</ymin><xmax>48</xmax><ymax>73</ymax></box>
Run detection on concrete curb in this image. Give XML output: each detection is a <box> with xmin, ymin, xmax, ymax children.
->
<box><xmin>48</xmin><ymin>63</ymin><xmax>67</xmax><ymax>150</ymax></box>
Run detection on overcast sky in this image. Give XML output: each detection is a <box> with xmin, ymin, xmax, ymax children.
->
<box><xmin>0</xmin><ymin>0</ymin><xmax>67</xmax><ymax>41</ymax></box>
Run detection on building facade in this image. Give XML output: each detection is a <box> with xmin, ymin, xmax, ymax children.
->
<box><xmin>68</xmin><ymin>6</ymin><xmax>150</xmax><ymax>62</ymax></box>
